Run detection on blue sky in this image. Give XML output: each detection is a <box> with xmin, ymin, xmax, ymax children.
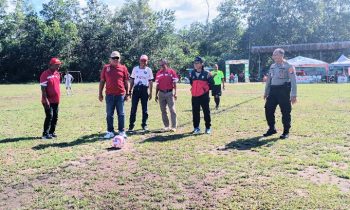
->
<box><xmin>20</xmin><ymin>0</ymin><xmax>223</xmax><ymax>29</ymax></box>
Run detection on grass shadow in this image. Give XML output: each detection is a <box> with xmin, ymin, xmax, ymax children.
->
<box><xmin>128</xmin><ymin>129</ymin><xmax>178</xmax><ymax>136</ymax></box>
<box><xmin>141</xmin><ymin>132</ymin><xmax>195</xmax><ymax>143</ymax></box>
<box><xmin>32</xmin><ymin>133</ymin><xmax>101</xmax><ymax>150</ymax></box>
<box><xmin>0</xmin><ymin>136</ymin><xmax>41</xmax><ymax>144</ymax></box>
<box><xmin>127</xmin><ymin>129</ymin><xmax>152</xmax><ymax>136</ymax></box>
<box><xmin>177</xmin><ymin>97</ymin><xmax>260</xmax><ymax>128</ymax></box>
<box><xmin>106</xmin><ymin>147</ymin><xmax>121</xmax><ymax>151</ymax></box>
<box><xmin>218</xmin><ymin>136</ymin><xmax>280</xmax><ymax>151</ymax></box>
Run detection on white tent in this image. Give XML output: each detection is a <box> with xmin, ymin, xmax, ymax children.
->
<box><xmin>330</xmin><ymin>55</ymin><xmax>350</xmax><ymax>67</ymax></box>
<box><xmin>329</xmin><ymin>55</ymin><xmax>350</xmax><ymax>81</ymax></box>
<box><xmin>287</xmin><ymin>56</ymin><xmax>329</xmax><ymax>67</ymax></box>
<box><xmin>287</xmin><ymin>56</ymin><xmax>329</xmax><ymax>75</ymax></box>
<box><xmin>287</xmin><ymin>56</ymin><xmax>329</xmax><ymax>83</ymax></box>
<box><xmin>336</xmin><ymin>55</ymin><xmax>350</xmax><ymax>62</ymax></box>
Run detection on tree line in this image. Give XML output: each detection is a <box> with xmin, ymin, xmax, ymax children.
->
<box><xmin>1</xmin><ymin>0</ymin><xmax>349</xmax><ymax>83</ymax></box>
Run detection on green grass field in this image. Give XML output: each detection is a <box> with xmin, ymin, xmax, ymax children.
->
<box><xmin>0</xmin><ymin>83</ymin><xmax>349</xmax><ymax>209</ymax></box>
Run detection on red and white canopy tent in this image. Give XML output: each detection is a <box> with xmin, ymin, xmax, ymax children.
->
<box><xmin>287</xmin><ymin>56</ymin><xmax>329</xmax><ymax>83</ymax></box>
<box><xmin>287</xmin><ymin>56</ymin><xmax>329</xmax><ymax>73</ymax></box>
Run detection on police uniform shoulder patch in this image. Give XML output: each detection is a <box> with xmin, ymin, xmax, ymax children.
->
<box><xmin>288</xmin><ymin>67</ymin><xmax>295</xmax><ymax>74</ymax></box>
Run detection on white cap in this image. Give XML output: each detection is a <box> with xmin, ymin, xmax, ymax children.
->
<box><xmin>140</xmin><ymin>55</ymin><xmax>148</xmax><ymax>61</ymax></box>
<box><xmin>110</xmin><ymin>51</ymin><xmax>121</xmax><ymax>58</ymax></box>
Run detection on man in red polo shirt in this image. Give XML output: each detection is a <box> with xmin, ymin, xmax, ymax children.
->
<box><xmin>40</xmin><ymin>58</ymin><xmax>62</xmax><ymax>139</ymax></box>
<box><xmin>99</xmin><ymin>51</ymin><xmax>130</xmax><ymax>139</ymax></box>
<box><xmin>155</xmin><ymin>59</ymin><xmax>178</xmax><ymax>132</ymax></box>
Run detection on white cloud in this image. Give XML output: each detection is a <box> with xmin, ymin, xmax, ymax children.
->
<box><xmin>78</xmin><ymin>0</ymin><xmax>87</xmax><ymax>8</ymax></box>
<box><xmin>10</xmin><ymin>0</ymin><xmax>223</xmax><ymax>29</ymax></box>
<box><xmin>103</xmin><ymin>0</ymin><xmax>125</xmax><ymax>12</ymax></box>
<box><xmin>149</xmin><ymin>0</ymin><xmax>223</xmax><ymax>28</ymax></box>
<box><xmin>104</xmin><ymin>0</ymin><xmax>224</xmax><ymax>29</ymax></box>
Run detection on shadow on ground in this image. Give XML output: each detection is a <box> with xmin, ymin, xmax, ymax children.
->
<box><xmin>0</xmin><ymin>136</ymin><xmax>41</xmax><ymax>144</ymax></box>
<box><xmin>32</xmin><ymin>133</ymin><xmax>101</xmax><ymax>150</ymax></box>
<box><xmin>106</xmin><ymin>147</ymin><xmax>122</xmax><ymax>151</ymax></box>
<box><xmin>140</xmin><ymin>132</ymin><xmax>196</xmax><ymax>143</ymax></box>
<box><xmin>218</xmin><ymin>136</ymin><xmax>280</xmax><ymax>151</ymax></box>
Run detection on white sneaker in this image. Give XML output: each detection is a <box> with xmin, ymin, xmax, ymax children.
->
<box><xmin>119</xmin><ymin>131</ymin><xmax>127</xmax><ymax>139</ymax></box>
<box><xmin>162</xmin><ymin>127</ymin><xmax>170</xmax><ymax>132</ymax></box>
<box><xmin>205</xmin><ymin>128</ymin><xmax>211</xmax><ymax>134</ymax></box>
<box><xmin>104</xmin><ymin>131</ymin><xmax>115</xmax><ymax>139</ymax></box>
<box><xmin>192</xmin><ymin>128</ymin><xmax>201</xmax><ymax>135</ymax></box>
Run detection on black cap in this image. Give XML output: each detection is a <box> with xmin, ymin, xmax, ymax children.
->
<box><xmin>194</xmin><ymin>56</ymin><xmax>204</xmax><ymax>63</ymax></box>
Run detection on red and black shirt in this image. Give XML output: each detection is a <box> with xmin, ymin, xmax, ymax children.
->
<box><xmin>189</xmin><ymin>70</ymin><xmax>213</xmax><ymax>97</ymax></box>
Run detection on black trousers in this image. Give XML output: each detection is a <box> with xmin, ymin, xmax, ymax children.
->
<box><xmin>192</xmin><ymin>92</ymin><xmax>211</xmax><ymax>129</ymax></box>
<box><xmin>212</xmin><ymin>85</ymin><xmax>222</xmax><ymax>107</ymax></box>
<box><xmin>265</xmin><ymin>85</ymin><xmax>291</xmax><ymax>132</ymax></box>
<box><xmin>129</xmin><ymin>85</ymin><xmax>149</xmax><ymax>129</ymax></box>
<box><xmin>43</xmin><ymin>103</ymin><xmax>59</xmax><ymax>136</ymax></box>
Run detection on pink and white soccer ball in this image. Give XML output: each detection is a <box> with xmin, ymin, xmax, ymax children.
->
<box><xmin>112</xmin><ymin>135</ymin><xmax>125</xmax><ymax>149</ymax></box>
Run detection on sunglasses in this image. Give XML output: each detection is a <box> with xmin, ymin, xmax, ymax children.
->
<box><xmin>111</xmin><ymin>57</ymin><xmax>119</xmax><ymax>60</ymax></box>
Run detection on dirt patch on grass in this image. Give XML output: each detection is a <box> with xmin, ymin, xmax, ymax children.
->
<box><xmin>167</xmin><ymin>170</ymin><xmax>237</xmax><ymax>209</ymax></box>
<box><xmin>298</xmin><ymin>166</ymin><xmax>350</xmax><ymax>193</ymax></box>
<box><xmin>331</xmin><ymin>162</ymin><xmax>348</xmax><ymax>170</ymax></box>
<box><xmin>0</xmin><ymin>136</ymin><xmax>243</xmax><ymax>209</ymax></box>
<box><xmin>0</xmin><ymin>181</ymin><xmax>36</xmax><ymax>209</ymax></box>
<box><xmin>0</xmin><ymin>140</ymin><xmax>138</xmax><ymax>209</ymax></box>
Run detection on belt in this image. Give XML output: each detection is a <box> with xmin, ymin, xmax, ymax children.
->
<box><xmin>270</xmin><ymin>85</ymin><xmax>284</xmax><ymax>88</ymax></box>
<box><xmin>134</xmin><ymin>85</ymin><xmax>148</xmax><ymax>89</ymax></box>
<box><xmin>271</xmin><ymin>82</ymin><xmax>290</xmax><ymax>88</ymax></box>
<box><xmin>159</xmin><ymin>89</ymin><xmax>173</xmax><ymax>93</ymax></box>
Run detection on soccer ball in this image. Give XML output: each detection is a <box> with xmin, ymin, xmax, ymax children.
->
<box><xmin>112</xmin><ymin>135</ymin><xmax>125</xmax><ymax>149</ymax></box>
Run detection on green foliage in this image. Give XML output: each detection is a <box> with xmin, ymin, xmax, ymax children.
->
<box><xmin>0</xmin><ymin>0</ymin><xmax>350</xmax><ymax>83</ymax></box>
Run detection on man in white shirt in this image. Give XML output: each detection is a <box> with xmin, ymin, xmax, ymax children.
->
<box><xmin>128</xmin><ymin>55</ymin><xmax>153</xmax><ymax>132</ymax></box>
<box><xmin>63</xmin><ymin>71</ymin><xmax>74</xmax><ymax>95</ymax></box>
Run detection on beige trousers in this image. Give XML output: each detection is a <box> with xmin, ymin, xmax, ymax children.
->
<box><xmin>158</xmin><ymin>91</ymin><xmax>177</xmax><ymax>128</ymax></box>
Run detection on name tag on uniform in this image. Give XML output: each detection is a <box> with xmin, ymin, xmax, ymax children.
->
<box><xmin>278</xmin><ymin>68</ymin><xmax>288</xmax><ymax>79</ymax></box>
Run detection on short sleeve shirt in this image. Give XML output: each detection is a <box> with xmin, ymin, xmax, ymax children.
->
<box><xmin>40</xmin><ymin>69</ymin><xmax>61</xmax><ymax>104</ymax></box>
<box><xmin>155</xmin><ymin>68</ymin><xmax>178</xmax><ymax>90</ymax></box>
<box><xmin>100</xmin><ymin>64</ymin><xmax>129</xmax><ymax>95</ymax></box>
<box><xmin>269</xmin><ymin>62</ymin><xmax>293</xmax><ymax>84</ymax></box>
<box><xmin>212</xmin><ymin>70</ymin><xmax>224</xmax><ymax>85</ymax></box>
<box><xmin>64</xmin><ymin>74</ymin><xmax>74</xmax><ymax>85</ymax></box>
<box><xmin>130</xmin><ymin>66</ymin><xmax>154</xmax><ymax>87</ymax></box>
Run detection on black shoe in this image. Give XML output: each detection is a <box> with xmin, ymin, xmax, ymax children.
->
<box><xmin>127</xmin><ymin>128</ymin><xmax>134</xmax><ymax>134</ymax></box>
<box><xmin>263</xmin><ymin>129</ymin><xmax>277</xmax><ymax>137</ymax></box>
<box><xmin>50</xmin><ymin>133</ymin><xmax>57</xmax><ymax>138</ymax></box>
<box><xmin>280</xmin><ymin>133</ymin><xmax>289</xmax><ymax>139</ymax></box>
<box><xmin>42</xmin><ymin>134</ymin><xmax>53</xmax><ymax>140</ymax></box>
